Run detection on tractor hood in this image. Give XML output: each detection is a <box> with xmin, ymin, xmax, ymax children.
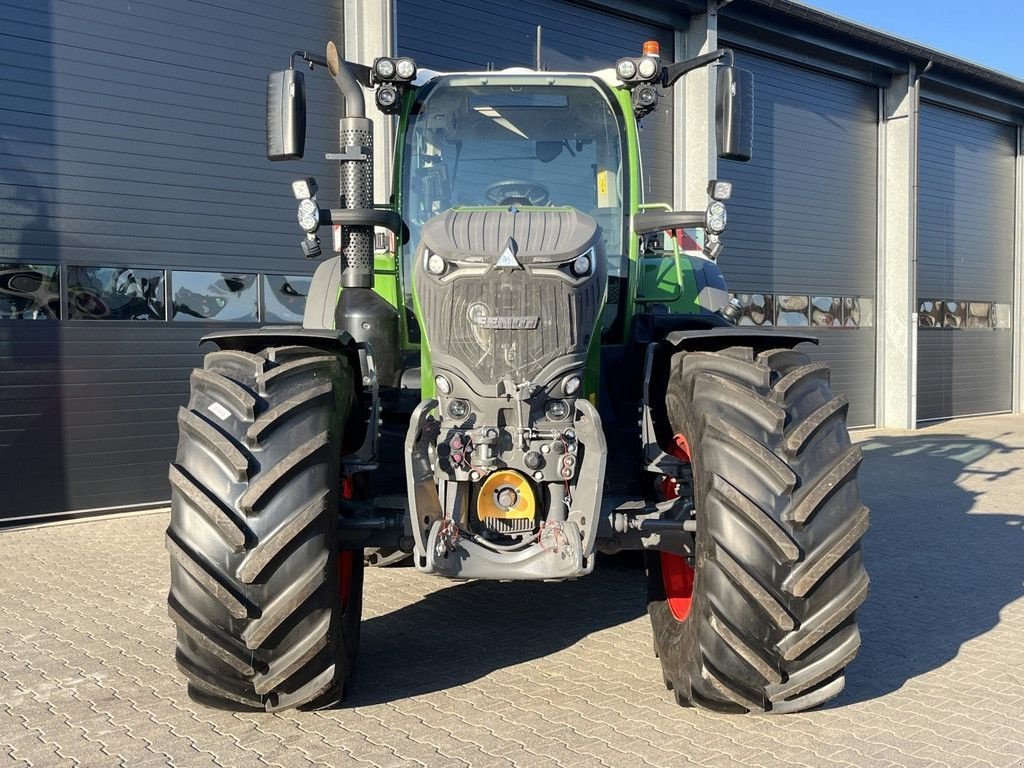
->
<box><xmin>415</xmin><ymin>206</ymin><xmax>605</xmax><ymax>394</ymax></box>
<box><xmin>420</xmin><ymin>207</ymin><xmax>598</xmax><ymax>267</ymax></box>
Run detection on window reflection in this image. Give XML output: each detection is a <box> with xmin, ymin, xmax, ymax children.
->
<box><xmin>732</xmin><ymin>293</ymin><xmax>773</xmax><ymax>326</ymax></box>
<box><xmin>844</xmin><ymin>297</ymin><xmax>872</xmax><ymax>328</ymax></box>
<box><xmin>67</xmin><ymin>267</ymin><xmax>165</xmax><ymax>320</ymax></box>
<box><xmin>172</xmin><ymin>272</ymin><xmax>257</xmax><ymax>322</ymax></box>
<box><xmin>263</xmin><ymin>275</ymin><xmax>311</xmax><ymax>324</ymax></box>
<box><xmin>776</xmin><ymin>295</ymin><xmax>809</xmax><ymax>326</ymax></box>
<box><xmin>811</xmin><ymin>296</ymin><xmax>842</xmax><ymax>327</ymax></box>
<box><xmin>0</xmin><ymin>263</ymin><xmax>60</xmax><ymax>320</ymax></box>
<box><xmin>919</xmin><ymin>299</ymin><xmax>1009</xmax><ymax>329</ymax></box>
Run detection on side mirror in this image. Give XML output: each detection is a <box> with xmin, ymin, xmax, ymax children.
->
<box><xmin>716</xmin><ymin>66</ymin><xmax>753</xmax><ymax>162</ymax></box>
<box><xmin>266</xmin><ymin>69</ymin><xmax>306</xmax><ymax>161</ymax></box>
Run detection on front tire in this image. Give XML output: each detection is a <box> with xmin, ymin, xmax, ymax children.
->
<box><xmin>166</xmin><ymin>345</ymin><xmax>364</xmax><ymax>711</ymax></box>
<box><xmin>647</xmin><ymin>346</ymin><xmax>869</xmax><ymax>713</ymax></box>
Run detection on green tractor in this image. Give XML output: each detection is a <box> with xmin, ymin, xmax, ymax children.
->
<box><xmin>166</xmin><ymin>37</ymin><xmax>868</xmax><ymax>715</ymax></box>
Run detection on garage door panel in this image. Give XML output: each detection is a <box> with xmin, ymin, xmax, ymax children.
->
<box><xmin>916</xmin><ymin>103</ymin><xmax>1015</xmax><ymax>421</ymax></box>
<box><xmin>720</xmin><ymin>50</ymin><xmax>878</xmax><ymax>297</ymax></box>
<box><xmin>801</xmin><ymin>329</ymin><xmax>877</xmax><ymax>429</ymax></box>
<box><xmin>720</xmin><ymin>48</ymin><xmax>878</xmax><ymax>425</ymax></box>
<box><xmin>917</xmin><ymin>331</ymin><xmax>1012</xmax><ymax>420</ymax></box>
<box><xmin>0</xmin><ymin>0</ymin><xmax>343</xmax><ymax>520</ymax></box>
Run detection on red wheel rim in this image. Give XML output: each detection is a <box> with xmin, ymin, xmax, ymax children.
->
<box><xmin>660</xmin><ymin>433</ymin><xmax>695</xmax><ymax>622</ymax></box>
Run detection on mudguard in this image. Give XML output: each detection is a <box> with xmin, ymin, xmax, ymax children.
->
<box><xmin>640</xmin><ymin>322</ymin><xmax>818</xmax><ymax>476</ymax></box>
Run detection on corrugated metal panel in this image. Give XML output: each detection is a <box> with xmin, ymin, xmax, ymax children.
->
<box><xmin>395</xmin><ymin>0</ymin><xmax>674</xmax><ymax>204</ymax></box>
<box><xmin>718</xmin><ymin>49</ymin><xmax>879</xmax><ymax>296</ymax></box>
<box><xmin>917</xmin><ymin>330</ymin><xmax>1012</xmax><ymax>420</ymax></box>
<box><xmin>798</xmin><ymin>329</ymin><xmax>876</xmax><ymax>428</ymax></box>
<box><xmin>0</xmin><ymin>323</ymin><xmax>212</xmax><ymax>516</ymax></box>
<box><xmin>719</xmin><ymin>49</ymin><xmax>879</xmax><ymax>426</ymax></box>
<box><xmin>0</xmin><ymin>1</ymin><xmax>343</xmax><ymax>274</ymax></box>
<box><xmin>916</xmin><ymin>103</ymin><xmax>1016</xmax><ymax>422</ymax></box>
<box><xmin>917</xmin><ymin>104</ymin><xmax>1016</xmax><ymax>302</ymax></box>
<box><xmin>0</xmin><ymin>0</ymin><xmax>343</xmax><ymax>521</ymax></box>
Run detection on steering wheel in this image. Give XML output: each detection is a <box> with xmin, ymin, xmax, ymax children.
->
<box><xmin>484</xmin><ymin>179</ymin><xmax>551</xmax><ymax>207</ymax></box>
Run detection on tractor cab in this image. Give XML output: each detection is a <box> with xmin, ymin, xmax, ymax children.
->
<box><xmin>398</xmin><ymin>74</ymin><xmax>627</xmax><ymax>302</ymax></box>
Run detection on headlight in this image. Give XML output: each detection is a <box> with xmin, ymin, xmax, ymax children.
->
<box><xmin>425</xmin><ymin>251</ymin><xmax>447</xmax><ymax>276</ymax></box>
<box><xmin>633</xmin><ymin>84</ymin><xmax>658</xmax><ymax>109</ymax></box>
<box><xmin>395</xmin><ymin>57</ymin><xmax>417</xmax><ymax>80</ymax></box>
<box><xmin>615</xmin><ymin>59</ymin><xmax>637</xmax><ymax>80</ymax></box>
<box><xmin>447</xmin><ymin>398</ymin><xmax>469</xmax><ymax>420</ymax></box>
<box><xmin>545</xmin><ymin>399</ymin><xmax>570</xmax><ymax>421</ymax></box>
<box><xmin>376</xmin><ymin>85</ymin><xmax>399</xmax><ymax>110</ymax></box>
<box><xmin>705</xmin><ymin>201</ymin><xmax>727</xmax><ymax>234</ymax></box>
<box><xmin>561</xmin><ymin>375</ymin><xmax>581</xmax><ymax>396</ymax></box>
<box><xmin>434</xmin><ymin>375</ymin><xmax>452</xmax><ymax>395</ymax></box>
<box><xmin>291</xmin><ymin>178</ymin><xmax>318</xmax><ymax>200</ymax></box>
<box><xmin>373</xmin><ymin>57</ymin><xmax>396</xmax><ymax>80</ymax></box>
<box><xmin>637</xmin><ymin>56</ymin><xmax>659</xmax><ymax>80</ymax></box>
<box><xmin>707</xmin><ymin>179</ymin><xmax>733</xmax><ymax>201</ymax></box>
<box><xmin>297</xmin><ymin>198</ymin><xmax>320</xmax><ymax>232</ymax></box>
<box><xmin>571</xmin><ymin>252</ymin><xmax>592</xmax><ymax>276</ymax></box>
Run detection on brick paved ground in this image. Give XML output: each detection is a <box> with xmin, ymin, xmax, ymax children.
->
<box><xmin>2</xmin><ymin>415</ymin><xmax>1024</xmax><ymax>767</ymax></box>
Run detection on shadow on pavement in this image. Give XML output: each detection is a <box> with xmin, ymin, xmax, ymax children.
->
<box><xmin>345</xmin><ymin>430</ymin><xmax>1024</xmax><ymax>709</ymax></box>
<box><xmin>838</xmin><ymin>430</ymin><xmax>1024</xmax><ymax>705</ymax></box>
<box><xmin>346</xmin><ymin>554</ymin><xmax>647</xmax><ymax>706</ymax></box>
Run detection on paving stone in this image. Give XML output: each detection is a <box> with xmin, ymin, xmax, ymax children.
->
<box><xmin>1</xmin><ymin>415</ymin><xmax>1023</xmax><ymax>766</ymax></box>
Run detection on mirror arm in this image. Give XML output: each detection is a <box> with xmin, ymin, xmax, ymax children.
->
<box><xmin>633</xmin><ymin>210</ymin><xmax>706</xmax><ymax>235</ymax></box>
<box><xmin>320</xmin><ymin>208</ymin><xmax>407</xmax><ymax>239</ymax></box>
<box><xmin>291</xmin><ymin>50</ymin><xmax>328</xmax><ymax>70</ymax></box>
<box><xmin>289</xmin><ymin>50</ymin><xmax>372</xmax><ymax>108</ymax></box>
<box><xmin>661</xmin><ymin>48</ymin><xmax>733</xmax><ymax>88</ymax></box>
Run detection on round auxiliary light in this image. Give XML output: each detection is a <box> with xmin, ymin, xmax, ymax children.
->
<box><xmin>562</xmin><ymin>375</ymin><xmax>582</xmax><ymax>397</ymax></box>
<box><xmin>446</xmin><ymin>398</ymin><xmax>469</xmax><ymax>420</ymax></box>
<box><xmin>571</xmin><ymin>253</ymin><xmax>591</xmax><ymax>276</ymax></box>
<box><xmin>376</xmin><ymin>85</ymin><xmax>399</xmax><ymax>109</ymax></box>
<box><xmin>426</xmin><ymin>252</ymin><xmax>447</xmax><ymax>275</ymax></box>
<box><xmin>434</xmin><ymin>375</ymin><xmax>452</xmax><ymax>395</ymax></box>
<box><xmin>634</xmin><ymin>84</ymin><xmax>658</xmax><ymax>108</ymax></box>
<box><xmin>297</xmin><ymin>198</ymin><xmax>319</xmax><ymax>232</ymax></box>
<box><xmin>637</xmin><ymin>56</ymin><xmax>659</xmax><ymax>80</ymax></box>
<box><xmin>395</xmin><ymin>57</ymin><xmax>416</xmax><ymax>80</ymax></box>
<box><xmin>615</xmin><ymin>59</ymin><xmax>637</xmax><ymax>80</ymax></box>
<box><xmin>545</xmin><ymin>399</ymin><xmax>570</xmax><ymax>421</ymax></box>
<box><xmin>374</xmin><ymin>57</ymin><xmax>396</xmax><ymax>80</ymax></box>
<box><xmin>706</xmin><ymin>202</ymin><xmax>727</xmax><ymax>234</ymax></box>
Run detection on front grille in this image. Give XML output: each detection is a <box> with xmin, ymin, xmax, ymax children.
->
<box><xmin>482</xmin><ymin>516</ymin><xmax>535</xmax><ymax>535</ymax></box>
<box><xmin>419</xmin><ymin>268</ymin><xmax>601</xmax><ymax>384</ymax></box>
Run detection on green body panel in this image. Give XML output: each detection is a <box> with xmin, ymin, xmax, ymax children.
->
<box><xmin>634</xmin><ymin>203</ymin><xmax>703</xmax><ymax>315</ymax></box>
<box><xmin>373</xmin><ymin>78</ymin><xmax>708</xmax><ymax>401</ymax></box>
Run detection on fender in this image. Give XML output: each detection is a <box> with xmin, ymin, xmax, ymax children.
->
<box><xmin>639</xmin><ymin>319</ymin><xmax>818</xmax><ymax>475</ymax></box>
<box><xmin>201</xmin><ymin>325</ymin><xmax>379</xmax><ymax>470</ymax></box>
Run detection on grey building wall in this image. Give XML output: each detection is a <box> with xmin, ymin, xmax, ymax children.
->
<box><xmin>916</xmin><ymin>102</ymin><xmax>1017</xmax><ymax>420</ymax></box>
<box><xmin>1</xmin><ymin>0</ymin><xmax>1021</xmax><ymax>520</ymax></box>
<box><xmin>0</xmin><ymin>0</ymin><xmax>343</xmax><ymax>522</ymax></box>
<box><xmin>718</xmin><ymin>49</ymin><xmax>879</xmax><ymax>427</ymax></box>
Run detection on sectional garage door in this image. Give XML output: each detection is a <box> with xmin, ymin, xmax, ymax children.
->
<box><xmin>719</xmin><ymin>50</ymin><xmax>879</xmax><ymax>427</ymax></box>
<box><xmin>0</xmin><ymin>1</ymin><xmax>343</xmax><ymax>522</ymax></box>
<box><xmin>395</xmin><ymin>0</ymin><xmax>675</xmax><ymax>206</ymax></box>
<box><xmin>916</xmin><ymin>103</ymin><xmax>1017</xmax><ymax>421</ymax></box>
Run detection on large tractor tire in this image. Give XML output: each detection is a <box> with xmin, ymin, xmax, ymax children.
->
<box><xmin>166</xmin><ymin>345</ymin><xmax>364</xmax><ymax>711</ymax></box>
<box><xmin>647</xmin><ymin>346</ymin><xmax>869</xmax><ymax>714</ymax></box>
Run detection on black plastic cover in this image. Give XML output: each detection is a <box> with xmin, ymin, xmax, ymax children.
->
<box><xmin>716</xmin><ymin>66</ymin><xmax>753</xmax><ymax>162</ymax></box>
<box><xmin>266</xmin><ymin>69</ymin><xmax>306</xmax><ymax>161</ymax></box>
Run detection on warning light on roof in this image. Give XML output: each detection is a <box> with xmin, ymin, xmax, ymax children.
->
<box><xmin>642</xmin><ymin>40</ymin><xmax>660</xmax><ymax>57</ymax></box>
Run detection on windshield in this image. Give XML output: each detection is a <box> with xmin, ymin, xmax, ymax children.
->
<box><xmin>400</xmin><ymin>77</ymin><xmax>626</xmax><ymax>301</ymax></box>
